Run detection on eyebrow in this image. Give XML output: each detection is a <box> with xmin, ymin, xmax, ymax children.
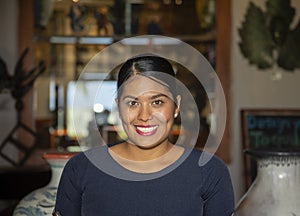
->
<box><xmin>122</xmin><ymin>93</ymin><xmax>170</xmax><ymax>101</ymax></box>
<box><xmin>151</xmin><ymin>93</ymin><xmax>170</xmax><ymax>100</ymax></box>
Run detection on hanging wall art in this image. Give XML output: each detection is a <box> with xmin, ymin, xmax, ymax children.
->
<box><xmin>239</xmin><ymin>0</ymin><xmax>300</xmax><ymax>72</ymax></box>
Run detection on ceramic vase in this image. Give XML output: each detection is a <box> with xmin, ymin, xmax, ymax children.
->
<box><xmin>13</xmin><ymin>152</ymin><xmax>75</xmax><ymax>216</ymax></box>
<box><xmin>234</xmin><ymin>150</ymin><xmax>300</xmax><ymax>216</ymax></box>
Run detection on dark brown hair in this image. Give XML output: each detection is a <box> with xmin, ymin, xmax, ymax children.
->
<box><xmin>117</xmin><ymin>54</ymin><xmax>177</xmax><ymax>99</ymax></box>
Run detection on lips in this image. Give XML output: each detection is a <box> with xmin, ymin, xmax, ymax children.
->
<box><xmin>135</xmin><ymin>125</ymin><xmax>158</xmax><ymax>136</ymax></box>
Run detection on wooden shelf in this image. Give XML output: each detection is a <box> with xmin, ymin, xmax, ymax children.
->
<box><xmin>34</xmin><ymin>32</ymin><xmax>216</xmax><ymax>45</ymax></box>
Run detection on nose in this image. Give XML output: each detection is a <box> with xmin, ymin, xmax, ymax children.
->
<box><xmin>137</xmin><ymin>104</ymin><xmax>152</xmax><ymax>122</ymax></box>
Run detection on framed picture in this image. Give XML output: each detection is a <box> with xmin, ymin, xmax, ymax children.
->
<box><xmin>240</xmin><ymin>108</ymin><xmax>300</xmax><ymax>188</ymax></box>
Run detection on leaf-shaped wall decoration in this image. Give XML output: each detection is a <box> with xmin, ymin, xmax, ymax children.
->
<box><xmin>238</xmin><ymin>0</ymin><xmax>300</xmax><ymax>71</ymax></box>
<box><xmin>278</xmin><ymin>22</ymin><xmax>300</xmax><ymax>70</ymax></box>
<box><xmin>265</xmin><ymin>0</ymin><xmax>295</xmax><ymax>25</ymax></box>
<box><xmin>239</xmin><ymin>2</ymin><xmax>274</xmax><ymax>69</ymax></box>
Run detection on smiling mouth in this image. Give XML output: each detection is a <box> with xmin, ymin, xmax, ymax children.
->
<box><xmin>135</xmin><ymin>125</ymin><xmax>158</xmax><ymax>136</ymax></box>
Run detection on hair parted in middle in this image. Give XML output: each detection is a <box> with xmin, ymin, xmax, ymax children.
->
<box><xmin>117</xmin><ymin>54</ymin><xmax>178</xmax><ymax>100</ymax></box>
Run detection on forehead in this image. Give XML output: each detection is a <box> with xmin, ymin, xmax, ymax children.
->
<box><xmin>120</xmin><ymin>75</ymin><xmax>173</xmax><ymax>98</ymax></box>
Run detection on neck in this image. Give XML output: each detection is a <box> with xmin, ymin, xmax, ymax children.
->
<box><xmin>122</xmin><ymin>141</ymin><xmax>173</xmax><ymax>161</ymax></box>
<box><xmin>108</xmin><ymin>142</ymin><xmax>184</xmax><ymax>173</ymax></box>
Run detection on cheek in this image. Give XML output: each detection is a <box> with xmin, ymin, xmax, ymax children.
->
<box><xmin>118</xmin><ymin>106</ymin><xmax>135</xmax><ymax>123</ymax></box>
<box><xmin>153</xmin><ymin>108</ymin><xmax>174</xmax><ymax>122</ymax></box>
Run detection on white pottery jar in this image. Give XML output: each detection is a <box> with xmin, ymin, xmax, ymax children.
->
<box><xmin>13</xmin><ymin>152</ymin><xmax>75</xmax><ymax>216</ymax></box>
<box><xmin>234</xmin><ymin>150</ymin><xmax>300</xmax><ymax>216</ymax></box>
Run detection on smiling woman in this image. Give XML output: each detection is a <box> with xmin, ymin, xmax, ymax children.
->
<box><xmin>115</xmin><ymin>73</ymin><xmax>180</xmax><ymax>159</ymax></box>
<box><xmin>53</xmin><ymin>54</ymin><xmax>234</xmax><ymax>216</ymax></box>
<box><xmin>111</xmin><ymin>56</ymin><xmax>182</xmax><ymax>170</ymax></box>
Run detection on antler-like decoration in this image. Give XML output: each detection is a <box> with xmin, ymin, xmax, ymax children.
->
<box><xmin>0</xmin><ymin>48</ymin><xmax>47</xmax><ymax>166</ymax></box>
<box><xmin>11</xmin><ymin>48</ymin><xmax>46</xmax><ymax>99</ymax></box>
<box><xmin>0</xmin><ymin>56</ymin><xmax>13</xmax><ymax>92</ymax></box>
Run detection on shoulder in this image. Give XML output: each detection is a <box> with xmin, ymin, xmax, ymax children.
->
<box><xmin>186</xmin><ymin>149</ymin><xmax>233</xmax><ymax>189</ymax></box>
<box><xmin>64</xmin><ymin>146</ymin><xmax>107</xmax><ymax>171</ymax></box>
<box><xmin>187</xmin><ymin>148</ymin><xmax>228</xmax><ymax>170</ymax></box>
<box><xmin>181</xmin><ymin>148</ymin><xmax>230</xmax><ymax>181</ymax></box>
<box><xmin>62</xmin><ymin>151</ymin><xmax>88</xmax><ymax>179</ymax></box>
<box><xmin>65</xmin><ymin>150</ymin><xmax>88</xmax><ymax>166</ymax></box>
<box><xmin>60</xmin><ymin>146</ymin><xmax>110</xmax><ymax>186</ymax></box>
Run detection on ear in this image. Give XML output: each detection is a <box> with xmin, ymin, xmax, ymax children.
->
<box><xmin>174</xmin><ymin>95</ymin><xmax>181</xmax><ymax>118</ymax></box>
<box><xmin>115</xmin><ymin>98</ymin><xmax>120</xmax><ymax>112</ymax></box>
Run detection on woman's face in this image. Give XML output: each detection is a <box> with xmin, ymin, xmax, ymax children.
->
<box><xmin>117</xmin><ymin>75</ymin><xmax>180</xmax><ymax>149</ymax></box>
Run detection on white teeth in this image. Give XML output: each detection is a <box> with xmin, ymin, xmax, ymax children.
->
<box><xmin>136</xmin><ymin>126</ymin><xmax>158</xmax><ymax>133</ymax></box>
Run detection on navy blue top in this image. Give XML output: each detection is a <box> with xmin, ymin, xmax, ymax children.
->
<box><xmin>55</xmin><ymin>146</ymin><xmax>234</xmax><ymax>216</ymax></box>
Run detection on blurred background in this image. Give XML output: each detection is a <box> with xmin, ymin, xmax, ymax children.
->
<box><xmin>0</xmin><ymin>0</ymin><xmax>300</xmax><ymax>215</ymax></box>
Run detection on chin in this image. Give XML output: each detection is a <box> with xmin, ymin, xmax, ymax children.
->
<box><xmin>128</xmin><ymin>139</ymin><xmax>164</xmax><ymax>150</ymax></box>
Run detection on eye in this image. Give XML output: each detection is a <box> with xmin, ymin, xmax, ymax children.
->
<box><xmin>127</xmin><ymin>100</ymin><xmax>139</xmax><ymax>107</ymax></box>
<box><xmin>152</xmin><ymin>100</ymin><xmax>164</xmax><ymax>107</ymax></box>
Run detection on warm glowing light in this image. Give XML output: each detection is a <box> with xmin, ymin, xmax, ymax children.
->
<box><xmin>93</xmin><ymin>103</ymin><xmax>104</xmax><ymax>113</ymax></box>
<box><xmin>175</xmin><ymin>0</ymin><xmax>182</xmax><ymax>5</ymax></box>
